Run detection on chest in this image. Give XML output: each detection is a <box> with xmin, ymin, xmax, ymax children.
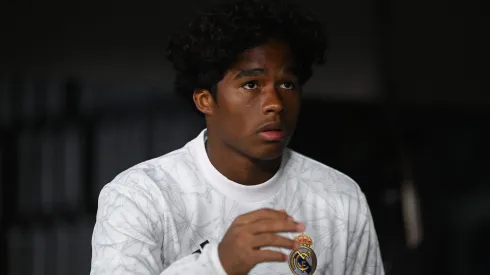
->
<box><xmin>161</xmin><ymin>185</ymin><xmax>349</xmax><ymax>274</ymax></box>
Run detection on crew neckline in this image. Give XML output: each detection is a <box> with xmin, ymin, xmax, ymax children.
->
<box><xmin>190</xmin><ymin>129</ymin><xmax>288</xmax><ymax>203</ymax></box>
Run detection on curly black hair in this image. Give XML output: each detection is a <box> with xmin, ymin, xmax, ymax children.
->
<box><xmin>166</xmin><ymin>0</ymin><xmax>328</xmax><ymax>114</ymax></box>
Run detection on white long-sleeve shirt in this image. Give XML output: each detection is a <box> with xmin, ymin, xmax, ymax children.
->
<box><xmin>90</xmin><ymin>129</ymin><xmax>384</xmax><ymax>275</ymax></box>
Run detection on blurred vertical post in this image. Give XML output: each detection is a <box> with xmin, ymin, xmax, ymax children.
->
<box><xmin>399</xmin><ymin>144</ymin><xmax>423</xmax><ymax>249</ymax></box>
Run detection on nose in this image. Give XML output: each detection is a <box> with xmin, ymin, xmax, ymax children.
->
<box><xmin>261</xmin><ymin>86</ymin><xmax>285</xmax><ymax>115</ymax></box>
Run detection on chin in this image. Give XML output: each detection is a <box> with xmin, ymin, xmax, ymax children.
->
<box><xmin>252</xmin><ymin>143</ymin><xmax>286</xmax><ymax>161</ymax></box>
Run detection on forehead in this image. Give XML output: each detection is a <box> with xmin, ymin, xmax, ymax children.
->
<box><xmin>234</xmin><ymin>40</ymin><xmax>295</xmax><ymax>68</ymax></box>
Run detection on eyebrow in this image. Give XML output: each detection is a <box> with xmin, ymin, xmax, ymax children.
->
<box><xmin>234</xmin><ymin>68</ymin><xmax>267</xmax><ymax>79</ymax></box>
<box><xmin>233</xmin><ymin>67</ymin><xmax>298</xmax><ymax>80</ymax></box>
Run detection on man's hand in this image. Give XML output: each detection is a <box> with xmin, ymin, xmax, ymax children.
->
<box><xmin>218</xmin><ymin>208</ymin><xmax>304</xmax><ymax>275</ymax></box>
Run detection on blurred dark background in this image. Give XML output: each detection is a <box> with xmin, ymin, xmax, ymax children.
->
<box><xmin>0</xmin><ymin>0</ymin><xmax>488</xmax><ymax>274</ymax></box>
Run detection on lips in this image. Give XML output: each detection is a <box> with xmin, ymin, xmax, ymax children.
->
<box><xmin>257</xmin><ymin>122</ymin><xmax>286</xmax><ymax>141</ymax></box>
<box><xmin>257</xmin><ymin>122</ymin><xmax>284</xmax><ymax>132</ymax></box>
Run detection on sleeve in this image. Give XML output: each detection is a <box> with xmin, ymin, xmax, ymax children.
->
<box><xmin>90</xmin><ymin>180</ymin><xmax>228</xmax><ymax>275</ymax></box>
<box><xmin>344</xmin><ymin>189</ymin><xmax>385</xmax><ymax>275</ymax></box>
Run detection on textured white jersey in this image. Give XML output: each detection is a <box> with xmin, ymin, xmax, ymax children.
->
<box><xmin>90</xmin><ymin>129</ymin><xmax>384</xmax><ymax>275</ymax></box>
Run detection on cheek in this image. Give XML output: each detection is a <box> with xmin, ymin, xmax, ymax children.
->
<box><xmin>283</xmin><ymin>94</ymin><xmax>301</xmax><ymax>116</ymax></box>
<box><xmin>218</xmin><ymin>84</ymin><xmax>259</xmax><ymax>112</ymax></box>
<box><xmin>216</xmin><ymin>89</ymin><xmax>257</xmax><ymax>132</ymax></box>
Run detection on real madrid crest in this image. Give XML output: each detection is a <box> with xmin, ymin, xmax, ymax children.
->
<box><xmin>288</xmin><ymin>233</ymin><xmax>317</xmax><ymax>275</ymax></box>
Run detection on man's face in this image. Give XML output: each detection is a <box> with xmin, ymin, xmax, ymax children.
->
<box><xmin>196</xmin><ymin>40</ymin><xmax>301</xmax><ymax>161</ymax></box>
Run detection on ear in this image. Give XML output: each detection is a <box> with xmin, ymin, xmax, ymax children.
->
<box><xmin>193</xmin><ymin>89</ymin><xmax>215</xmax><ymax>115</ymax></box>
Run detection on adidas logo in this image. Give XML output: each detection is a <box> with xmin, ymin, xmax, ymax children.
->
<box><xmin>192</xmin><ymin>240</ymin><xmax>210</xmax><ymax>254</ymax></box>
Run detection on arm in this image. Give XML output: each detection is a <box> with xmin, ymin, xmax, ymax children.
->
<box><xmin>90</xmin><ymin>180</ymin><xmax>227</xmax><ymax>275</ymax></box>
<box><xmin>344</xmin><ymin>189</ymin><xmax>385</xmax><ymax>275</ymax></box>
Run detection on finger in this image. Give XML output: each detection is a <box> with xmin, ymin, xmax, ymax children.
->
<box><xmin>235</xmin><ymin>208</ymin><xmax>291</xmax><ymax>225</ymax></box>
<box><xmin>252</xmin><ymin>250</ymin><xmax>289</xmax><ymax>264</ymax></box>
<box><xmin>252</xmin><ymin>234</ymin><xmax>299</xmax><ymax>251</ymax></box>
<box><xmin>248</xmin><ymin>219</ymin><xmax>305</xmax><ymax>234</ymax></box>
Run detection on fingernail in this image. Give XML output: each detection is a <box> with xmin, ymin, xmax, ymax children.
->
<box><xmin>288</xmin><ymin>216</ymin><xmax>294</xmax><ymax>221</ymax></box>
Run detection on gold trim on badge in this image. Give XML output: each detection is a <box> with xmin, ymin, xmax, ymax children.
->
<box><xmin>288</xmin><ymin>233</ymin><xmax>317</xmax><ymax>275</ymax></box>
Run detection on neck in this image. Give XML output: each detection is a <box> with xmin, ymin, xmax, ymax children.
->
<box><xmin>206</xmin><ymin>136</ymin><xmax>282</xmax><ymax>186</ymax></box>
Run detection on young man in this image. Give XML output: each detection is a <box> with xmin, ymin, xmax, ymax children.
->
<box><xmin>90</xmin><ymin>0</ymin><xmax>384</xmax><ymax>274</ymax></box>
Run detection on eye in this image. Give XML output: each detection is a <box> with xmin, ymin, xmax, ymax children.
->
<box><xmin>279</xmin><ymin>82</ymin><xmax>295</xmax><ymax>90</ymax></box>
<box><xmin>242</xmin><ymin>81</ymin><xmax>259</xmax><ymax>90</ymax></box>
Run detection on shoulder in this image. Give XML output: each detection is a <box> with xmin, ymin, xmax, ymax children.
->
<box><xmin>287</xmin><ymin>149</ymin><xmax>362</xmax><ymax>195</ymax></box>
<box><xmin>92</xmin><ymin>149</ymin><xmax>197</xmax><ymax>254</ymax></box>
<box><xmin>286</xmin><ymin>149</ymin><xmax>368</xmax><ymax>214</ymax></box>
<box><xmin>286</xmin><ymin>149</ymin><xmax>371</xmax><ymax>226</ymax></box>
<box><xmin>100</xmin><ymin>142</ymin><xmax>196</xmax><ymax>202</ymax></box>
